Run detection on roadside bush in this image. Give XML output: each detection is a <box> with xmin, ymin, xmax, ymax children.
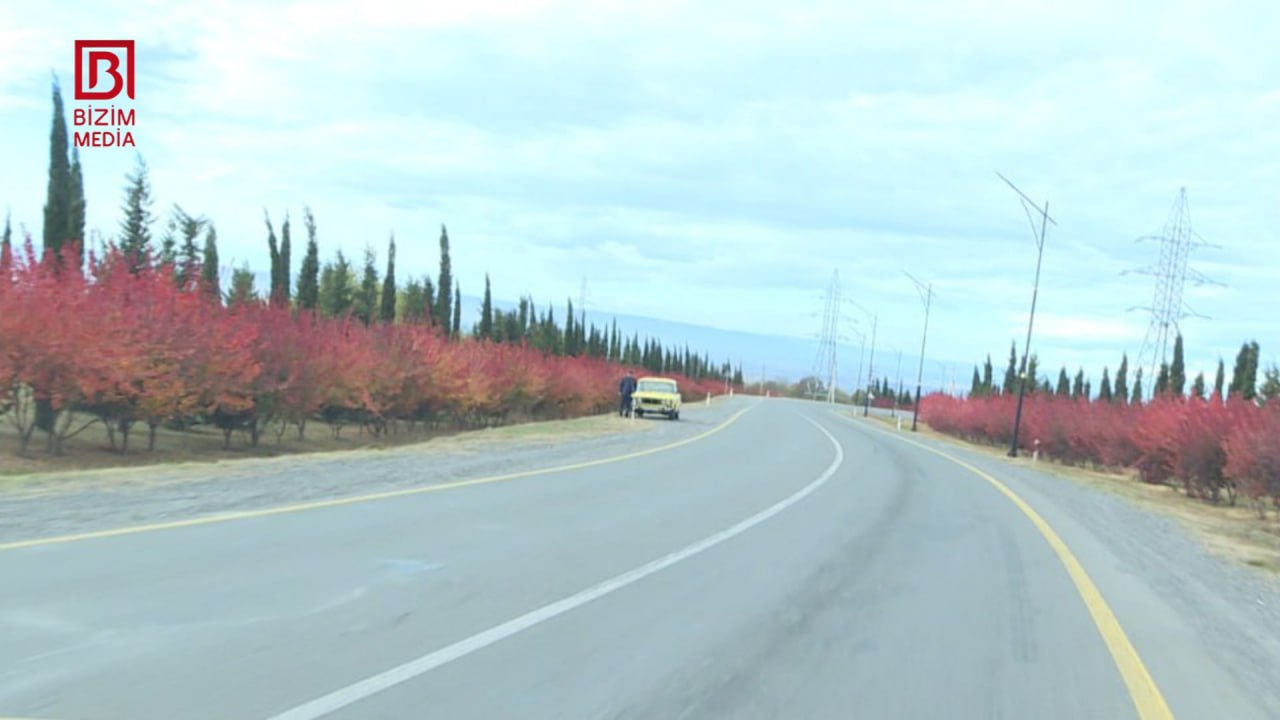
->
<box><xmin>922</xmin><ymin>391</ymin><xmax>1280</xmax><ymax>517</ymax></box>
<box><xmin>0</xmin><ymin>244</ymin><xmax>735</xmax><ymax>454</ymax></box>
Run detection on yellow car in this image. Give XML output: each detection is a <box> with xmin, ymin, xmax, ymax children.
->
<box><xmin>632</xmin><ymin>376</ymin><xmax>682</xmax><ymax>420</ymax></box>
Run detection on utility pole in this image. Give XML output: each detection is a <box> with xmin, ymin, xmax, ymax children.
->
<box><xmin>998</xmin><ymin>172</ymin><xmax>1056</xmax><ymax>458</ymax></box>
<box><xmin>829</xmin><ymin>279</ymin><xmax>840</xmax><ymax>404</ymax></box>
<box><xmin>854</xmin><ymin>329</ymin><xmax>866</xmax><ymax>407</ymax></box>
<box><xmin>846</xmin><ymin>302</ymin><xmax>877</xmax><ymax>417</ymax></box>
<box><xmin>896</xmin><ymin>345</ymin><xmax>906</xmax><ymax>415</ymax></box>
<box><xmin>904</xmin><ymin>271</ymin><xmax>935</xmax><ymax>432</ymax></box>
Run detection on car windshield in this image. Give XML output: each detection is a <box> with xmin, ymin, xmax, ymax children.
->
<box><xmin>7</xmin><ymin>6</ymin><xmax>1280</xmax><ymax>720</ymax></box>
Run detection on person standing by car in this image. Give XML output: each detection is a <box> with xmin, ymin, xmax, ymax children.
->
<box><xmin>619</xmin><ymin>371</ymin><xmax>637</xmax><ymax>417</ymax></box>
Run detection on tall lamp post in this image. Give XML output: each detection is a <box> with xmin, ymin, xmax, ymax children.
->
<box><xmin>904</xmin><ymin>271</ymin><xmax>935</xmax><ymax>432</ymax></box>
<box><xmin>891</xmin><ymin>348</ymin><xmax>903</xmax><ymax>418</ymax></box>
<box><xmin>847</xmin><ymin>299</ymin><xmax>878</xmax><ymax>417</ymax></box>
<box><xmin>998</xmin><ymin>172</ymin><xmax>1056</xmax><ymax>458</ymax></box>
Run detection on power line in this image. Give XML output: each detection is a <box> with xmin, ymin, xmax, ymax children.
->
<box><xmin>1123</xmin><ymin>188</ymin><xmax>1224</xmax><ymax>392</ymax></box>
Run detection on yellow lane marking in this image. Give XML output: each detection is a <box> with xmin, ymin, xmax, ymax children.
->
<box><xmin>843</xmin><ymin>413</ymin><xmax>1174</xmax><ymax>720</ymax></box>
<box><xmin>0</xmin><ymin>406</ymin><xmax>755</xmax><ymax>553</ymax></box>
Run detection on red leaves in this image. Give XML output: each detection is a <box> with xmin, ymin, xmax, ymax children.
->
<box><xmin>1223</xmin><ymin>407</ymin><xmax>1280</xmax><ymax>513</ymax></box>
<box><xmin>0</xmin><ymin>245</ymin><xmax>737</xmax><ymax>452</ymax></box>
<box><xmin>923</xmin><ymin>392</ymin><xmax>1280</xmax><ymax>512</ymax></box>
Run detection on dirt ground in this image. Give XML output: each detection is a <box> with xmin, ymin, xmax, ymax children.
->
<box><xmin>0</xmin><ymin>410</ymin><xmax>650</xmax><ymax>480</ymax></box>
<box><xmin>865</xmin><ymin>413</ymin><xmax>1280</xmax><ymax>574</ymax></box>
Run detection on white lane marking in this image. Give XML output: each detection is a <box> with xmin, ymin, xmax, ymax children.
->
<box><xmin>266</xmin><ymin>416</ymin><xmax>845</xmax><ymax>720</ymax></box>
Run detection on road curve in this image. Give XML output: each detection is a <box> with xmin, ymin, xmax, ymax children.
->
<box><xmin>2</xmin><ymin>397</ymin><xmax>1278</xmax><ymax>719</ymax></box>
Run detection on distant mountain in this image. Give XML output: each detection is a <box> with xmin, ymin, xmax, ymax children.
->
<box><xmin>234</xmin><ymin>269</ymin><xmax>960</xmax><ymax>391</ymax></box>
<box><xmin>462</xmin><ymin>295</ymin><xmax>965</xmax><ymax>394</ymax></box>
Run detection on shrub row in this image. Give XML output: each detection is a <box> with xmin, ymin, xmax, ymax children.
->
<box><xmin>0</xmin><ymin>244</ymin><xmax>726</xmax><ymax>454</ymax></box>
<box><xmin>921</xmin><ymin>393</ymin><xmax>1280</xmax><ymax>517</ymax></box>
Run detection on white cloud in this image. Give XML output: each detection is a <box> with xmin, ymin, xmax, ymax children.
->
<box><xmin>0</xmin><ymin>0</ymin><xmax>1276</xmax><ymax>381</ymax></box>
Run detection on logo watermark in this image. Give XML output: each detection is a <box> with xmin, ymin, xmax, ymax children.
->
<box><xmin>72</xmin><ymin>40</ymin><xmax>137</xmax><ymax>148</ymax></box>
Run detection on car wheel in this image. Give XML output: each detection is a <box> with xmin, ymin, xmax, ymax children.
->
<box><xmin>636</xmin><ymin>409</ymin><xmax>644</xmax><ymax>418</ymax></box>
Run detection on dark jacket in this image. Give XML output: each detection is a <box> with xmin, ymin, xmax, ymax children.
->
<box><xmin>619</xmin><ymin>375</ymin><xmax>637</xmax><ymax>396</ymax></box>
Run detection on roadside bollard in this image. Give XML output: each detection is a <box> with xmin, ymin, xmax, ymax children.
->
<box><xmin>896</xmin><ymin>417</ymin><xmax>903</xmax><ymax>431</ymax></box>
<box><xmin>706</xmin><ymin>392</ymin><xmax>711</xmax><ymax>407</ymax></box>
<box><xmin>1033</xmin><ymin>438</ymin><xmax>1040</xmax><ymax>462</ymax></box>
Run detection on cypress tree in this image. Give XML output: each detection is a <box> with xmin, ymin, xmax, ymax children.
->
<box><xmin>1191</xmin><ymin>372</ymin><xmax>1206</xmax><ymax>400</ymax></box>
<box><xmin>402</xmin><ymin>277</ymin><xmax>425</xmax><ymax>323</ymax></box>
<box><xmin>565</xmin><ymin>299</ymin><xmax>576</xmax><ymax>355</ymax></box>
<box><xmin>42</xmin><ymin>80</ymin><xmax>72</xmax><ymax>264</ymax></box>
<box><xmin>982</xmin><ymin>355</ymin><xmax>994</xmax><ymax>394</ymax></box>
<box><xmin>200</xmin><ymin>224</ymin><xmax>220</xmax><ymax>301</ymax></box>
<box><xmin>1170</xmin><ymin>334</ymin><xmax>1186</xmax><ymax>396</ymax></box>
<box><xmin>1260</xmin><ymin>366</ymin><xmax>1280</xmax><ymax>401</ymax></box>
<box><xmin>175</xmin><ymin>206</ymin><xmax>204</xmax><ymax>288</ymax></box>
<box><xmin>1084</xmin><ymin>380</ymin><xmax>1092</xmax><ymax>401</ymax></box>
<box><xmin>1025</xmin><ymin>354</ymin><xmax>1039</xmax><ymax>394</ymax></box>
<box><xmin>423</xmin><ymin>277</ymin><xmax>436</xmax><ymax>325</ymax></box>
<box><xmin>379</xmin><ymin>235</ymin><xmax>397</xmax><ymax>323</ymax></box>
<box><xmin>118</xmin><ymin>155</ymin><xmax>155</xmax><ymax>272</ymax></box>
<box><xmin>68</xmin><ymin>146</ymin><xmax>85</xmax><ymax>267</ymax></box>
<box><xmin>1213</xmin><ymin>358</ymin><xmax>1226</xmax><ymax>402</ymax></box>
<box><xmin>296</xmin><ymin>207</ymin><xmax>320</xmax><ymax>311</ymax></box>
<box><xmin>1056</xmin><ymin>367</ymin><xmax>1070</xmax><ymax>396</ymax></box>
<box><xmin>318</xmin><ymin>251</ymin><xmax>354</xmax><ymax>317</ymax></box>
<box><xmin>279</xmin><ymin>214</ymin><xmax>291</xmax><ymax>303</ymax></box>
<box><xmin>479</xmin><ymin>274</ymin><xmax>493</xmax><ymax>339</ymax></box>
<box><xmin>354</xmin><ymin>246</ymin><xmax>378</xmax><ymax>325</ymax></box>
<box><xmin>264</xmin><ymin>211</ymin><xmax>283</xmax><ymax>305</ymax></box>
<box><xmin>1099</xmin><ymin>367</ymin><xmax>1112</xmax><ymax>403</ymax></box>
<box><xmin>227</xmin><ymin>264</ymin><xmax>258</xmax><ymax>306</ymax></box>
<box><xmin>2</xmin><ymin>212</ymin><xmax>11</xmax><ymax>254</ymax></box>
<box><xmin>970</xmin><ymin>367</ymin><xmax>982</xmax><ymax>396</ymax></box>
<box><xmin>1114</xmin><ymin>354</ymin><xmax>1129</xmax><ymax>404</ymax></box>
<box><xmin>1229</xmin><ymin>341</ymin><xmax>1260</xmax><ymax>400</ymax></box>
<box><xmin>435</xmin><ymin>224</ymin><xmax>452</xmax><ymax>331</ymax></box>
<box><xmin>1072</xmin><ymin>369</ymin><xmax>1084</xmax><ymax>399</ymax></box>
<box><xmin>1155</xmin><ymin>362</ymin><xmax>1170</xmax><ymax>396</ymax></box>
<box><xmin>503</xmin><ymin>310</ymin><xmax>518</xmax><ymax>343</ymax></box>
<box><xmin>1002</xmin><ymin>341</ymin><xmax>1017</xmax><ymax>395</ymax></box>
<box><xmin>452</xmin><ymin>282</ymin><xmax>461</xmax><ymax>337</ymax></box>
<box><xmin>157</xmin><ymin>211</ymin><xmax>178</xmax><ymax>267</ymax></box>
<box><xmin>1131</xmin><ymin>367</ymin><xmax>1144</xmax><ymax>405</ymax></box>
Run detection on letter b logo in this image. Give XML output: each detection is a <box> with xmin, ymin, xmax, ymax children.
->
<box><xmin>75</xmin><ymin>40</ymin><xmax>135</xmax><ymax>100</ymax></box>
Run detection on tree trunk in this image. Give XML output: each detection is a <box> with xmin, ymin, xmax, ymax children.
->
<box><xmin>35</xmin><ymin>397</ymin><xmax>56</xmax><ymax>436</ymax></box>
<box><xmin>223</xmin><ymin>426</ymin><xmax>233</xmax><ymax>449</ymax></box>
<box><xmin>104</xmin><ymin>418</ymin><xmax>118</xmax><ymax>452</ymax></box>
<box><xmin>148</xmin><ymin>421</ymin><xmax>159</xmax><ymax>451</ymax></box>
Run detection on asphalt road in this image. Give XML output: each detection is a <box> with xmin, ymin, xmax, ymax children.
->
<box><xmin>3</xmin><ymin>397</ymin><xmax>1279</xmax><ymax>719</ymax></box>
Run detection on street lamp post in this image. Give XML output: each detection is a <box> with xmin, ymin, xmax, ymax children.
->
<box><xmin>998</xmin><ymin>172</ymin><xmax>1056</xmax><ymax>458</ymax></box>
<box><xmin>846</xmin><ymin>302</ymin><xmax>878</xmax><ymax>417</ymax></box>
<box><xmin>896</xmin><ymin>345</ymin><xmax>906</xmax><ymax>415</ymax></box>
<box><xmin>863</xmin><ymin>314</ymin><xmax>877</xmax><ymax>416</ymax></box>
<box><xmin>904</xmin><ymin>271</ymin><xmax>935</xmax><ymax>432</ymax></box>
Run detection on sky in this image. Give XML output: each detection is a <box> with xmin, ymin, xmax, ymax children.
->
<box><xmin>0</xmin><ymin>0</ymin><xmax>1276</xmax><ymax>388</ymax></box>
